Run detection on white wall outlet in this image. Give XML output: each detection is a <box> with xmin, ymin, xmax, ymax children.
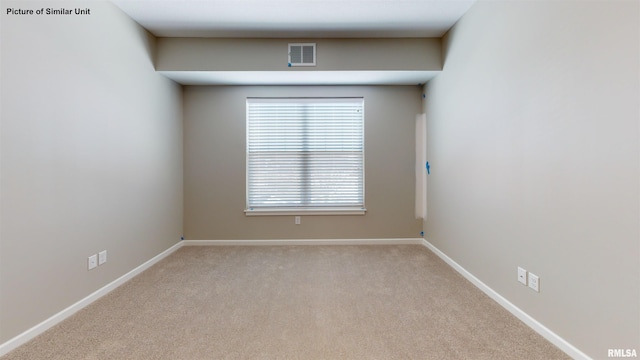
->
<box><xmin>528</xmin><ymin>272</ymin><xmax>540</xmax><ymax>292</ymax></box>
<box><xmin>517</xmin><ymin>267</ymin><xmax>527</xmax><ymax>285</ymax></box>
<box><xmin>88</xmin><ymin>254</ymin><xmax>98</xmax><ymax>270</ymax></box>
<box><xmin>295</xmin><ymin>216</ymin><xmax>301</xmax><ymax>225</ymax></box>
<box><xmin>98</xmin><ymin>250</ymin><xmax>107</xmax><ymax>265</ymax></box>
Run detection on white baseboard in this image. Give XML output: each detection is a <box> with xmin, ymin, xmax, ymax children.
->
<box><xmin>421</xmin><ymin>239</ymin><xmax>590</xmax><ymax>360</ymax></box>
<box><xmin>182</xmin><ymin>238</ymin><xmax>424</xmax><ymax>246</ymax></box>
<box><xmin>0</xmin><ymin>241</ymin><xmax>184</xmax><ymax>357</ymax></box>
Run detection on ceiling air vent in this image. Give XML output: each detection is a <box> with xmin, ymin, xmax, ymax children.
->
<box><xmin>288</xmin><ymin>43</ymin><xmax>316</xmax><ymax>67</ymax></box>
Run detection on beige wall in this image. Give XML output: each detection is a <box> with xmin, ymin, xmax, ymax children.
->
<box><xmin>423</xmin><ymin>1</ymin><xmax>639</xmax><ymax>358</ymax></box>
<box><xmin>184</xmin><ymin>85</ymin><xmax>423</xmax><ymax>240</ymax></box>
<box><xmin>157</xmin><ymin>38</ymin><xmax>441</xmax><ymax>72</ymax></box>
<box><xmin>0</xmin><ymin>1</ymin><xmax>183</xmax><ymax>343</ymax></box>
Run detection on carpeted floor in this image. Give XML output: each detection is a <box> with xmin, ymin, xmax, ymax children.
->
<box><xmin>2</xmin><ymin>245</ymin><xmax>569</xmax><ymax>359</ymax></box>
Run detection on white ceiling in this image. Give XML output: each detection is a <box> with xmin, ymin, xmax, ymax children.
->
<box><xmin>112</xmin><ymin>0</ymin><xmax>476</xmax><ymax>38</ymax></box>
<box><xmin>111</xmin><ymin>0</ymin><xmax>477</xmax><ymax>85</ymax></box>
<box><xmin>159</xmin><ymin>70</ymin><xmax>440</xmax><ymax>86</ymax></box>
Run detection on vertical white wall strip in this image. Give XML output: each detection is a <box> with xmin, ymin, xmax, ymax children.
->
<box><xmin>415</xmin><ymin>113</ymin><xmax>427</xmax><ymax>219</ymax></box>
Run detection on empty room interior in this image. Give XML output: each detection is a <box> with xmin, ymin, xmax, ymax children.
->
<box><xmin>1</xmin><ymin>0</ymin><xmax>638</xmax><ymax>359</ymax></box>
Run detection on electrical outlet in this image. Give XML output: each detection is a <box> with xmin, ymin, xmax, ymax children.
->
<box><xmin>98</xmin><ymin>250</ymin><xmax>107</xmax><ymax>265</ymax></box>
<box><xmin>517</xmin><ymin>267</ymin><xmax>527</xmax><ymax>285</ymax></box>
<box><xmin>295</xmin><ymin>216</ymin><xmax>301</xmax><ymax>225</ymax></box>
<box><xmin>528</xmin><ymin>273</ymin><xmax>539</xmax><ymax>292</ymax></box>
<box><xmin>88</xmin><ymin>254</ymin><xmax>97</xmax><ymax>270</ymax></box>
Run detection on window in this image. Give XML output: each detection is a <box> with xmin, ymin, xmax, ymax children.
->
<box><xmin>246</xmin><ymin>98</ymin><xmax>365</xmax><ymax>215</ymax></box>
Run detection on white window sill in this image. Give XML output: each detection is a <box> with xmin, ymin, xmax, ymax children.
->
<box><xmin>244</xmin><ymin>208</ymin><xmax>366</xmax><ymax>216</ymax></box>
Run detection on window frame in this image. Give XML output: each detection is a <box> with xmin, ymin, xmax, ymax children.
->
<box><xmin>244</xmin><ymin>97</ymin><xmax>366</xmax><ymax>216</ymax></box>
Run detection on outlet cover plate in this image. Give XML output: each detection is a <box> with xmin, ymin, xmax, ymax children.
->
<box><xmin>517</xmin><ymin>267</ymin><xmax>527</xmax><ymax>285</ymax></box>
<box><xmin>98</xmin><ymin>250</ymin><xmax>107</xmax><ymax>265</ymax></box>
<box><xmin>88</xmin><ymin>254</ymin><xmax>98</xmax><ymax>270</ymax></box>
<box><xmin>528</xmin><ymin>272</ymin><xmax>539</xmax><ymax>292</ymax></box>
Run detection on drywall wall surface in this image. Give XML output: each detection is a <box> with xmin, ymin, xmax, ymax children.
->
<box><xmin>422</xmin><ymin>1</ymin><xmax>639</xmax><ymax>358</ymax></box>
<box><xmin>157</xmin><ymin>38</ymin><xmax>441</xmax><ymax>72</ymax></box>
<box><xmin>0</xmin><ymin>1</ymin><xmax>183</xmax><ymax>343</ymax></box>
<box><xmin>184</xmin><ymin>85</ymin><xmax>423</xmax><ymax>240</ymax></box>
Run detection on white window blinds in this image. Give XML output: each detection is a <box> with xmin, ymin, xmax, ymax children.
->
<box><xmin>246</xmin><ymin>98</ymin><xmax>365</xmax><ymax>214</ymax></box>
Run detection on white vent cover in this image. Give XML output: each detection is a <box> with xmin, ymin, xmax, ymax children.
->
<box><xmin>288</xmin><ymin>43</ymin><xmax>316</xmax><ymax>67</ymax></box>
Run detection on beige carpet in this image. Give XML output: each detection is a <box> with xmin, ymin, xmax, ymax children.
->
<box><xmin>2</xmin><ymin>245</ymin><xmax>569</xmax><ymax>359</ymax></box>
